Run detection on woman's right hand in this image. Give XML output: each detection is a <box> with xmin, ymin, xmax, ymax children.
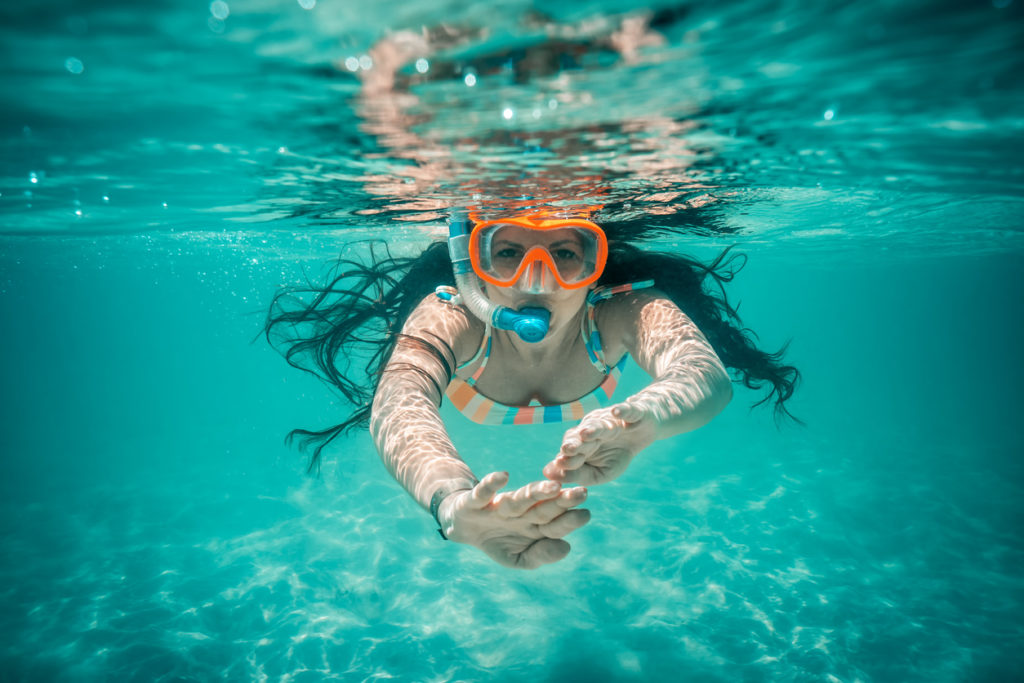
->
<box><xmin>438</xmin><ymin>471</ymin><xmax>590</xmax><ymax>569</ymax></box>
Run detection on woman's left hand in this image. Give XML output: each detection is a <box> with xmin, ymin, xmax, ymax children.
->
<box><xmin>542</xmin><ymin>400</ymin><xmax>658</xmax><ymax>486</ymax></box>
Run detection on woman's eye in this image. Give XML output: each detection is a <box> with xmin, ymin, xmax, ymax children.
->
<box><xmin>493</xmin><ymin>247</ymin><xmax>524</xmax><ymax>260</ymax></box>
<box><xmin>553</xmin><ymin>249</ymin><xmax>581</xmax><ymax>261</ymax></box>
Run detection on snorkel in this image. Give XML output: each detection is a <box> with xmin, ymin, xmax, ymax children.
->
<box><xmin>447</xmin><ymin>212</ymin><xmax>550</xmax><ymax>343</ymax></box>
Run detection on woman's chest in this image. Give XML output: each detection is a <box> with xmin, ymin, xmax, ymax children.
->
<box><xmin>457</xmin><ymin>343</ymin><xmax>619</xmax><ymax>406</ymax></box>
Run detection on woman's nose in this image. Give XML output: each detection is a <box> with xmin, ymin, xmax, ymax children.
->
<box><xmin>517</xmin><ymin>261</ymin><xmax>556</xmax><ymax>294</ymax></box>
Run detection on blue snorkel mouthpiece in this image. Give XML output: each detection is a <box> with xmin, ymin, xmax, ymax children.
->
<box><xmin>447</xmin><ymin>211</ymin><xmax>551</xmax><ymax>343</ymax></box>
<box><xmin>495</xmin><ymin>306</ymin><xmax>550</xmax><ymax>344</ymax></box>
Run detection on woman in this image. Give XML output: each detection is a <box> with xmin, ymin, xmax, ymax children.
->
<box><xmin>266</xmin><ymin>208</ymin><xmax>799</xmax><ymax>569</ymax></box>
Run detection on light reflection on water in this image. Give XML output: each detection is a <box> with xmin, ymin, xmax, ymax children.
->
<box><xmin>0</xmin><ymin>0</ymin><xmax>1021</xmax><ymax>251</ymax></box>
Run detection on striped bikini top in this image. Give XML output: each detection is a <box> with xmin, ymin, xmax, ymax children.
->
<box><xmin>444</xmin><ymin>280</ymin><xmax>655</xmax><ymax>425</ymax></box>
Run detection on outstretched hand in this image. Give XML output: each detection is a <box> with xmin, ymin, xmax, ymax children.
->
<box><xmin>440</xmin><ymin>471</ymin><xmax>590</xmax><ymax>569</ymax></box>
<box><xmin>543</xmin><ymin>400</ymin><xmax>657</xmax><ymax>486</ymax></box>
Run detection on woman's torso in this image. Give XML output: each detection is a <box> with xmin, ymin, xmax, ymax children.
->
<box><xmin>443</xmin><ymin>281</ymin><xmax>653</xmax><ymax>424</ymax></box>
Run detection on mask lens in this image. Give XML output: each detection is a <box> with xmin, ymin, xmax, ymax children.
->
<box><xmin>477</xmin><ymin>223</ymin><xmax>600</xmax><ymax>286</ymax></box>
<box><xmin>547</xmin><ymin>237</ymin><xmax>586</xmax><ymax>282</ymax></box>
<box><xmin>485</xmin><ymin>225</ymin><xmax>529</xmax><ymax>280</ymax></box>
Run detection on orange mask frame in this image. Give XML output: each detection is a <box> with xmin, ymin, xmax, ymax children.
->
<box><xmin>467</xmin><ymin>215</ymin><xmax>608</xmax><ymax>290</ymax></box>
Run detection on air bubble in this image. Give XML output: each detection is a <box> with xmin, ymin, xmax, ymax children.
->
<box><xmin>209</xmin><ymin>1</ymin><xmax>229</xmax><ymax>20</ymax></box>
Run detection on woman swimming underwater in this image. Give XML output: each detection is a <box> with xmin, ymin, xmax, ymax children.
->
<box><xmin>266</xmin><ymin>207</ymin><xmax>799</xmax><ymax>569</ymax></box>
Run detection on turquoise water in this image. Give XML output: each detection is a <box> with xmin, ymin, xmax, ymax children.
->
<box><xmin>2</xmin><ymin>0</ymin><xmax>1023</xmax><ymax>681</ymax></box>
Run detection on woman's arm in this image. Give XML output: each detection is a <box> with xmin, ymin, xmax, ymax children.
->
<box><xmin>614</xmin><ymin>290</ymin><xmax>733</xmax><ymax>438</ymax></box>
<box><xmin>370</xmin><ymin>294</ymin><xmax>591</xmax><ymax>568</ymax></box>
<box><xmin>543</xmin><ymin>290</ymin><xmax>732</xmax><ymax>485</ymax></box>
<box><xmin>369</xmin><ymin>295</ymin><xmax>479</xmax><ymax>507</ymax></box>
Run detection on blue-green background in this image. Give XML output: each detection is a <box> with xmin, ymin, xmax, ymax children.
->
<box><xmin>1</xmin><ymin>1</ymin><xmax>1022</xmax><ymax>681</ymax></box>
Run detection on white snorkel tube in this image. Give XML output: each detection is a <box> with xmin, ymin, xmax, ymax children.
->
<box><xmin>447</xmin><ymin>211</ymin><xmax>550</xmax><ymax>343</ymax></box>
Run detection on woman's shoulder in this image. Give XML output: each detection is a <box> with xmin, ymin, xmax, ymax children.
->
<box><xmin>594</xmin><ymin>287</ymin><xmax>681</xmax><ymax>348</ymax></box>
<box><xmin>404</xmin><ymin>292</ymin><xmax>486</xmax><ymax>366</ymax></box>
<box><xmin>594</xmin><ymin>285</ymin><xmax>671</xmax><ymax>319</ymax></box>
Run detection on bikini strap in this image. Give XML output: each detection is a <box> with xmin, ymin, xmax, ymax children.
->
<box><xmin>455</xmin><ymin>325</ymin><xmax>492</xmax><ymax>387</ymax></box>
<box><xmin>587</xmin><ymin>279</ymin><xmax>656</xmax><ymax>304</ymax></box>
<box><xmin>581</xmin><ymin>279</ymin><xmax>656</xmax><ymax>373</ymax></box>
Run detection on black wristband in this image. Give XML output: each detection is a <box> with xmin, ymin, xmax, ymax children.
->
<box><xmin>429</xmin><ymin>486</ymin><xmax>471</xmax><ymax>540</ymax></box>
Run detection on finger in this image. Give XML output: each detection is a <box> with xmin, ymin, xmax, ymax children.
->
<box><xmin>542</xmin><ymin>460</ymin><xmax>573</xmax><ymax>482</ymax></box>
<box><xmin>521</xmin><ymin>487</ymin><xmax>587</xmax><ymax>524</ymax></box>
<box><xmin>611</xmin><ymin>401</ymin><xmax>645</xmax><ymax>424</ymax></box>
<box><xmin>560</xmin><ymin>432</ymin><xmax>602</xmax><ymax>460</ymax></box>
<box><xmin>517</xmin><ymin>538</ymin><xmax>570</xmax><ymax>569</ymax></box>
<box><xmin>560</xmin><ymin>429</ymin><xmax>583</xmax><ymax>453</ymax></box>
<box><xmin>579</xmin><ymin>415</ymin><xmax>620</xmax><ymax>441</ymax></box>
<box><xmin>495</xmin><ymin>479</ymin><xmax>560</xmax><ymax>517</ymax></box>
<box><xmin>558</xmin><ymin>485</ymin><xmax>589</xmax><ymax>507</ymax></box>
<box><xmin>469</xmin><ymin>471</ymin><xmax>508</xmax><ymax>509</ymax></box>
<box><xmin>537</xmin><ymin>508</ymin><xmax>591</xmax><ymax>539</ymax></box>
<box><xmin>547</xmin><ymin>453</ymin><xmax>591</xmax><ymax>480</ymax></box>
<box><xmin>555</xmin><ymin>449</ymin><xmax>589</xmax><ymax>470</ymax></box>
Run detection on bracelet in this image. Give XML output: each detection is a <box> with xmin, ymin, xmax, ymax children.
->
<box><xmin>429</xmin><ymin>485</ymin><xmax>472</xmax><ymax>540</ymax></box>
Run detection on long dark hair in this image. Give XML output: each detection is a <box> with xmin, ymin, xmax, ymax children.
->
<box><xmin>265</xmin><ymin>240</ymin><xmax>800</xmax><ymax>472</ymax></box>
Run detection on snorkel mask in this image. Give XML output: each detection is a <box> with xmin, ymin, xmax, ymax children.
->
<box><xmin>470</xmin><ymin>214</ymin><xmax>608</xmax><ymax>293</ymax></box>
<box><xmin>446</xmin><ymin>209</ymin><xmax>608</xmax><ymax>343</ymax></box>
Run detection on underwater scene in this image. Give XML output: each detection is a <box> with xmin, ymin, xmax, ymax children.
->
<box><xmin>1</xmin><ymin>0</ymin><xmax>1022</xmax><ymax>680</ymax></box>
